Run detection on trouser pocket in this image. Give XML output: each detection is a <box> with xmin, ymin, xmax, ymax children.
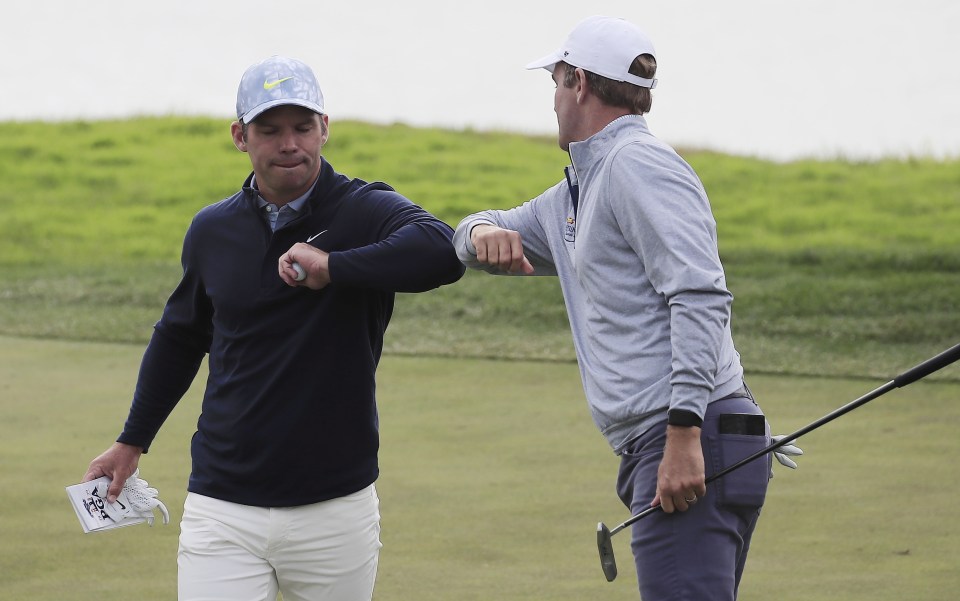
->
<box><xmin>705</xmin><ymin>416</ymin><xmax>770</xmax><ymax>508</ymax></box>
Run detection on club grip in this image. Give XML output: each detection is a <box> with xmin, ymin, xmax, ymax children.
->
<box><xmin>893</xmin><ymin>343</ymin><xmax>960</xmax><ymax>388</ymax></box>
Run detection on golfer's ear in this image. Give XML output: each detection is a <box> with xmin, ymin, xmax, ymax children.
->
<box><xmin>231</xmin><ymin>121</ymin><xmax>247</xmax><ymax>152</ymax></box>
<box><xmin>574</xmin><ymin>68</ymin><xmax>590</xmax><ymax>103</ymax></box>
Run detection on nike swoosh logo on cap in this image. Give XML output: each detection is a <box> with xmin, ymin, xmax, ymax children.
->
<box><xmin>263</xmin><ymin>77</ymin><xmax>294</xmax><ymax>90</ymax></box>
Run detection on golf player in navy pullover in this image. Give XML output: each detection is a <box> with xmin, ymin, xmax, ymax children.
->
<box><xmin>83</xmin><ymin>55</ymin><xmax>464</xmax><ymax>600</ymax></box>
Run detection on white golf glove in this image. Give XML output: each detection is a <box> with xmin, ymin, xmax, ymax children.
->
<box><xmin>96</xmin><ymin>469</ymin><xmax>170</xmax><ymax>526</ymax></box>
<box><xmin>770</xmin><ymin>435</ymin><xmax>803</xmax><ymax>477</ymax></box>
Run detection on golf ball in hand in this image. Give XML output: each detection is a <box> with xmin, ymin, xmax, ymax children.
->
<box><xmin>293</xmin><ymin>262</ymin><xmax>306</xmax><ymax>282</ymax></box>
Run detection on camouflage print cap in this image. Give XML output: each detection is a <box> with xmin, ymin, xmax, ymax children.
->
<box><xmin>236</xmin><ymin>56</ymin><xmax>325</xmax><ymax>124</ymax></box>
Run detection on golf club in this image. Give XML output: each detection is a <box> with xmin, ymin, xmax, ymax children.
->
<box><xmin>597</xmin><ymin>341</ymin><xmax>960</xmax><ymax>582</ymax></box>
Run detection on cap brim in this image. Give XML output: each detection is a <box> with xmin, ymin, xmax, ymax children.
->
<box><xmin>525</xmin><ymin>51</ymin><xmax>563</xmax><ymax>72</ymax></box>
<box><xmin>241</xmin><ymin>98</ymin><xmax>325</xmax><ymax>124</ymax></box>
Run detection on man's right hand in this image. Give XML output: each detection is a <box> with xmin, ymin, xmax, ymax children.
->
<box><xmin>470</xmin><ymin>224</ymin><xmax>535</xmax><ymax>274</ymax></box>
<box><xmin>83</xmin><ymin>442</ymin><xmax>144</xmax><ymax>503</ymax></box>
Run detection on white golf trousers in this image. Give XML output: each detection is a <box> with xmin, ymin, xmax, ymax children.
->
<box><xmin>178</xmin><ymin>485</ymin><xmax>381</xmax><ymax>601</ymax></box>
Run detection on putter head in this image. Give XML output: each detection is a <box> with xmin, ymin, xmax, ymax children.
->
<box><xmin>597</xmin><ymin>522</ymin><xmax>618</xmax><ymax>582</ymax></box>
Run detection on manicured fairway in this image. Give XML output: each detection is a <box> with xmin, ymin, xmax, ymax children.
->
<box><xmin>2</xmin><ymin>335</ymin><xmax>957</xmax><ymax>600</ymax></box>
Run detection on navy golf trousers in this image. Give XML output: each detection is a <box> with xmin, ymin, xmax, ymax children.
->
<box><xmin>617</xmin><ymin>393</ymin><xmax>771</xmax><ymax>600</ymax></box>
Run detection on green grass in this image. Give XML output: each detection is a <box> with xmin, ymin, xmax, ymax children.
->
<box><xmin>1</xmin><ymin>117</ymin><xmax>958</xmax><ymax>380</ymax></box>
<box><xmin>0</xmin><ymin>118</ymin><xmax>566</xmax><ymax>267</ymax></box>
<box><xmin>4</xmin><ymin>118</ymin><xmax>958</xmax><ymax>267</ymax></box>
<box><xmin>1</xmin><ymin>116</ymin><xmax>959</xmax><ymax>599</ymax></box>
<box><xmin>2</xmin><ymin>335</ymin><xmax>958</xmax><ymax>600</ymax></box>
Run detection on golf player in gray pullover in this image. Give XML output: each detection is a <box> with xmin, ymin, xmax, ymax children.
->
<box><xmin>454</xmin><ymin>16</ymin><xmax>798</xmax><ymax>600</ymax></box>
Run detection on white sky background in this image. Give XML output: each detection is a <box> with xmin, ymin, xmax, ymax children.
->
<box><xmin>4</xmin><ymin>0</ymin><xmax>958</xmax><ymax>161</ymax></box>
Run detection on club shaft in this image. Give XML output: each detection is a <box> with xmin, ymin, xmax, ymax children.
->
<box><xmin>610</xmin><ymin>342</ymin><xmax>960</xmax><ymax>533</ymax></box>
<box><xmin>707</xmin><ymin>379</ymin><xmax>895</xmax><ymax>483</ymax></box>
<box><xmin>894</xmin><ymin>342</ymin><xmax>960</xmax><ymax>387</ymax></box>
<box><xmin>609</xmin><ymin>505</ymin><xmax>658</xmax><ymax>536</ymax></box>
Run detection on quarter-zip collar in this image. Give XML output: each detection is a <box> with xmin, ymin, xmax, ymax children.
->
<box><xmin>567</xmin><ymin>114</ymin><xmax>651</xmax><ymax>175</ymax></box>
<box><xmin>563</xmin><ymin>115</ymin><xmax>651</xmax><ymax>218</ymax></box>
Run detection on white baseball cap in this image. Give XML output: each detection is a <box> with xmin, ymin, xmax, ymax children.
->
<box><xmin>236</xmin><ymin>56</ymin><xmax>325</xmax><ymax>124</ymax></box>
<box><xmin>526</xmin><ymin>15</ymin><xmax>658</xmax><ymax>89</ymax></box>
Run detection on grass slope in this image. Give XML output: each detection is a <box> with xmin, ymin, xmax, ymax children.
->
<box><xmin>1</xmin><ymin>117</ymin><xmax>958</xmax><ymax>380</ymax></box>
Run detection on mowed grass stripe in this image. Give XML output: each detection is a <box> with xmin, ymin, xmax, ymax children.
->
<box><xmin>3</xmin><ymin>335</ymin><xmax>958</xmax><ymax>600</ymax></box>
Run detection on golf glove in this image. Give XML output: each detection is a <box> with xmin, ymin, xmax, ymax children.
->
<box><xmin>96</xmin><ymin>469</ymin><xmax>170</xmax><ymax>526</ymax></box>
<box><xmin>770</xmin><ymin>435</ymin><xmax>803</xmax><ymax>477</ymax></box>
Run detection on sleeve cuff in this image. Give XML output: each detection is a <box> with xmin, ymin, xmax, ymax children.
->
<box><xmin>667</xmin><ymin>409</ymin><xmax>703</xmax><ymax>428</ymax></box>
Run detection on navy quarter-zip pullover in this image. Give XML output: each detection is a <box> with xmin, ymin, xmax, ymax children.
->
<box><xmin>118</xmin><ymin>158</ymin><xmax>465</xmax><ymax>506</ymax></box>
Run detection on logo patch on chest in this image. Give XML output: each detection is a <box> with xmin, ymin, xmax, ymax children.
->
<box><xmin>564</xmin><ymin>215</ymin><xmax>576</xmax><ymax>243</ymax></box>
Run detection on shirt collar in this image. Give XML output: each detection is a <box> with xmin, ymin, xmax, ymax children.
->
<box><xmin>253</xmin><ymin>174</ymin><xmax>318</xmax><ymax>213</ymax></box>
